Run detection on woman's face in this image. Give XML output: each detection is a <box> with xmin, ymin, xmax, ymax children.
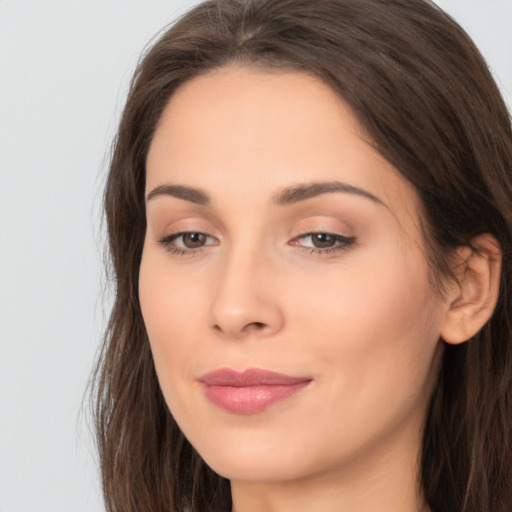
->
<box><xmin>140</xmin><ymin>66</ymin><xmax>448</xmax><ymax>483</ymax></box>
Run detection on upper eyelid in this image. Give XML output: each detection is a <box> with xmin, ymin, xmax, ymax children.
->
<box><xmin>150</xmin><ymin>210</ymin><xmax>353</xmax><ymax>233</ymax></box>
<box><xmin>295</xmin><ymin>231</ymin><xmax>354</xmax><ymax>239</ymax></box>
<box><xmin>291</xmin><ymin>226</ymin><xmax>354</xmax><ymax>240</ymax></box>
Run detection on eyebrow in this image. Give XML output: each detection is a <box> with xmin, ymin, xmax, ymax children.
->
<box><xmin>146</xmin><ymin>181</ymin><xmax>386</xmax><ymax>208</ymax></box>
<box><xmin>273</xmin><ymin>181</ymin><xmax>386</xmax><ymax>207</ymax></box>
<box><xmin>146</xmin><ymin>184</ymin><xmax>210</xmax><ymax>205</ymax></box>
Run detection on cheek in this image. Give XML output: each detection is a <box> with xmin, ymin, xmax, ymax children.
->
<box><xmin>138</xmin><ymin>247</ymin><xmax>207</xmax><ymax>396</ymax></box>
<box><xmin>288</xmin><ymin>242</ymin><xmax>443</xmax><ymax>401</ymax></box>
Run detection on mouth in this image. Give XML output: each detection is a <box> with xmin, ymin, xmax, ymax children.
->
<box><xmin>198</xmin><ymin>367</ymin><xmax>313</xmax><ymax>414</ymax></box>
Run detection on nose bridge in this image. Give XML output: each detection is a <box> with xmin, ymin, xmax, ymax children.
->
<box><xmin>209</xmin><ymin>235</ymin><xmax>284</xmax><ymax>339</ymax></box>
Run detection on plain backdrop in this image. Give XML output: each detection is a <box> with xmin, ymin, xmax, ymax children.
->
<box><xmin>0</xmin><ymin>1</ymin><xmax>510</xmax><ymax>511</ymax></box>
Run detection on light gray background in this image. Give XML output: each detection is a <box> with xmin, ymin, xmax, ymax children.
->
<box><xmin>0</xmin><ymin>1</ymin><xmax>510</xmax><ymax>511</ymax></box>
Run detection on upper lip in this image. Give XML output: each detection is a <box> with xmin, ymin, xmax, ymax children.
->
<box><xmin>198</xmin><ymin>367</ymin><xmax>312</xmax><ymax>387</ymax></box>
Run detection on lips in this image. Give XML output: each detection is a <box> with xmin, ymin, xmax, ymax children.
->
<box><xmin>198</xmin><ymin>368</ymin><xmax>312</xmax><ymax>414</ymax></box>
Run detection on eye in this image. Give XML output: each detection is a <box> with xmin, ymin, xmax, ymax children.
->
<box><xmin>291</xmin><ymin>232</ymin><xmax>356</xmax><ymax>254</ymax></box>
<box><xmin>178</xmin><ymin>232</ymin><xmax>208</xmax><ymax>248</ymax></box>
<box><xmin>307</xmin><ymin>233</ymin><xmax>339</xmax><ymax>248</ymax></box>
<box><xmin>158</xmin><ymin>231</ymin><xmax>217</xmax><ymax>254</ymax></box>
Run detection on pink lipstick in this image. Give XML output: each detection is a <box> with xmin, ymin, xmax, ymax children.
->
<box><xmin>198</xmin><ymin>368</ymin><xmax>312</xmax><ymax>414</ymax></box>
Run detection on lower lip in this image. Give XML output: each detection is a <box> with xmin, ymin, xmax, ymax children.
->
<box><xmin>202</xmin><ymin>382</ymin><xmax>311</xmax><ymax>414</ymax></box>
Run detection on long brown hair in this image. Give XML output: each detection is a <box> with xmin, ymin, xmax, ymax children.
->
<box><xmin>92</xmin><ymin>1</ymin><xmax>512</xmax><ymax>510</ymax></box>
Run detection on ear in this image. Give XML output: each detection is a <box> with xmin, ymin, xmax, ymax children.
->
<box><xmin>440</xmin><ymin>233</ymin><xmax>502</xmax><ymax>345</ymax></box>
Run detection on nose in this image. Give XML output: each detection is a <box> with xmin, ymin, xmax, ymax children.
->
<box><xmin>209</xmin><ymin>245</ymin><xmax>285</xmax><ymax>339</ymax></box>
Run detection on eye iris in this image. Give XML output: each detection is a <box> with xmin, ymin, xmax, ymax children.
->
<box><xmin>183</xmin><ymin>233</ymin><xmax>206</xmax><ymax>248</ymax></box>
<box><xmin>312</xmin><ymin>233</ymin><xmax>335</xmax><ymax>248</ymax></box>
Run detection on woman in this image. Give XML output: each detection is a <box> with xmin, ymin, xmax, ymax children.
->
<box><xmin>92</xmin><ymin>0</ymin><xmax>512</xmax><ymax>511</ymax></box>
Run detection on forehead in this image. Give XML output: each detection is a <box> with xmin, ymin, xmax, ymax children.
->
<box><xmin>146</xmin><ymin>65</ymin><xmax>422</xmax><ymax>231</ymax></box>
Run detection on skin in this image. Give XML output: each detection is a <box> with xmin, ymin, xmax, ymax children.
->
<box><xmin>139</xmin><ymin>65</ymin><xmax>454</xmax><ymax>512</ymax></box>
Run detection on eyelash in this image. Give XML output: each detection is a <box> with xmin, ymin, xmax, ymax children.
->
<box><xmin>292</xmin><ymin>232</ymin><xmax>356</xmax><ymax>255</ymax></box>
<box><xmin>157</xmin><ymin>231</ymin><xmax>356</xmax><ymax>257</ymax></box>
<box><xmin>158</xmin><ymin>232</ymin><xmax>216</xmax><ymax>256</ymax></box>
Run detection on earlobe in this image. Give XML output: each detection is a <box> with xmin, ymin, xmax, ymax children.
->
<box><xmin>440</xmin><ymin>233</ymin><xmax>502</xmax><ymax>345</ymax></box>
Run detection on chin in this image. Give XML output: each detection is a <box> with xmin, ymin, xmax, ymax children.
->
<box><xmin>202</xmin><ymin>452</ymin><xmax>302</xmax><ymax>483</ymax></box>
<box><xmin>181</xmin><ymin>422</ymin><xmax>302</xmax><ymax>482</ymax></box>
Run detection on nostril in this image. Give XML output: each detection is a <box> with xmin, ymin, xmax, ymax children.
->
<box><xmin>212</xmin><ymin>321</ymin><xmax>267</xmax><ymax>337</ymax></box>
<box><xmin>247</xmin><ymin>322</ymin><xmax>266</xmax><ymax>330</ymax></box>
